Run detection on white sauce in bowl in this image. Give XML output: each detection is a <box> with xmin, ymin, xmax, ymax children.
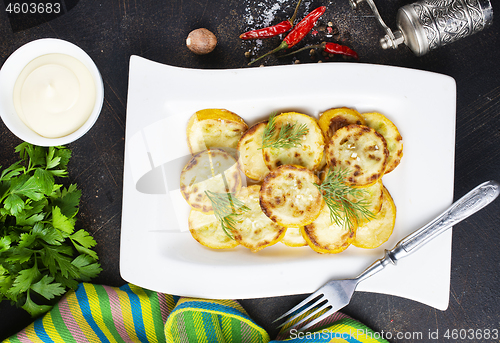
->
<box><xmin>13</xmin><ymin>53</ymin><xmax>96</xmax><ymax>138</ymax></box>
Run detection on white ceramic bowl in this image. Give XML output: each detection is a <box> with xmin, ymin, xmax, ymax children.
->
<box><xmin>0</xmin><ymin>38</ymin><xmax>104</xmax><ymax>146</ymax></box>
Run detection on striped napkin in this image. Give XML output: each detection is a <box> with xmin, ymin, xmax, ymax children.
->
<box><xmin>3</xmin><ymin>283</ymin><xmax>388</xmax><ymax>343</ymax></box>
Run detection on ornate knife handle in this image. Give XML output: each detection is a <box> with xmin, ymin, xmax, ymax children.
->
<box><xmin>386</xmin><ymin>180</ymin><xmax>499</xmax><ymax>263</ymax></box>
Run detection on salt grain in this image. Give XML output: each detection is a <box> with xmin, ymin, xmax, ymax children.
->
<box><xmin>242</xmin><ymin>0</ymin><xmax>313</xmax><ymax>28</ymax></box>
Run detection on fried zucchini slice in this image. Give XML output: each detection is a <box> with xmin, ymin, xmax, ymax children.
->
<box><xmin>180</xmin><ymin>149</ymin><xmax>242</xmax><ymax>213</ymax></box>
<box><xmin>318</xmin><ymin>107</ymin><xmax>365</xmax><ymax>139</ymax></box>
<box><xmin>232</xmin><ymin>185</ymin><xmax>286</xmax><ymax>252</ymax></box>
<box><xmin>262</xmin><ymin>112</ymin><xmax>324</xmax><ymax>171</ymax></box>
<box><xmin>325</xmin><ymin>124</ymin><xmax>388</xmax><ymax>187</ymax></box>
<box><xmin>260</xmin><ymin>165</ymin><xmax>324</xmax><ymax>228</ymax></box>
<box><xmin>302</xmin><ymin>206</ymin><xmax>356</xmax><ymax>254</ymax></box>
<box><xmin>281</xmin><ymin>227</ymin><xmax>307</xmax><ymax>247</ymax></box>
<box><xmin>186</xmin><ymin>108</ymin><xmax>248</xmax><ymax>155</ymax></box>
<box><xmin>188</xmin><ymin>210</ymin><xmax>239</xmax><ymax>249</ymax></box>
<box><xmin>237</xmin><ymin>121</ymin><xmax>270</xmax><ymax>181</ymax></box>
<box><xmin>347</xmin><ymin>179</ymin><xmax>384</xmax><ymax>225</ymax></box>
<box><xmin>361</xmin><ymin>112</ymin><xmax>403</xmax><ymax>174</ymax></box>
<box><xmin>352</xmin><ymin>186</ymin><xmax>396</xmax><ymax>249</ymax></box>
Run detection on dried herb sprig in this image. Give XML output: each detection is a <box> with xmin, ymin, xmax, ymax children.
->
<box><xmin>205</xmin><ymin>190</ymin><xmax>250</xmax><ymax>239</ymax></box>
<box><xmin>260</xmin><ymin>113</ymin><xmax>309</xmax><ymax>149</ymax></box>
<box><xmin>315</xmin><ymin>168</ymin><xmax>375</xmax><ymax>231</ymax></box>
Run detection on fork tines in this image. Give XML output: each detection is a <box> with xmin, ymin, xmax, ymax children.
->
<box><xmin>274</xmin><ymin>289</ymin><xmax>336</xmax><ymax>332</ymax></box>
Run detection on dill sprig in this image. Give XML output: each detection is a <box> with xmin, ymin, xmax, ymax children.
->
<box><xmin>314</xmin><ymin>168</ymin><xmax>375</xmax><ymax>231</ymax></box>
<box><xmin>205</xmin><ymin>190</ymin><xmax>250</xmax><ymax>239</ymax></box>
<box><xmin>260</xmin><ymin>113</ymin><xmax>309</xmax><ymax>149</ymax></box>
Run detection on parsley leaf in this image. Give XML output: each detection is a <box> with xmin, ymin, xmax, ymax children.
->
<box><xmin>50</xmin><ymin>185</ymin><xmax>81</xmax><ymax>218</ymax></box>
<box><xmin>0</xmin><ymin>161</ymin><xmax>23</xmax><ymax>181</ymax></box>
<box><xmin>51</xmin><ymin>206</ymin><xmax>75</xmax><ymax>235</ymax></box>
<box><xmin>32</xmin><ymin>222</ymin><xmax>65</xmax><ymax>246</ymax></box>
<box><xmin>71</xmin><ymin>255</ymin><xmax>102</xmax><ymax>282</ymax></box>
<box><xmin>8</xmin><ymin>264</ymin><xmax>40</xmax><ymax>298</ymax></box>
<box><xmin>4</xmin><ymin>194</ymin><xmax>24</xmax><ymax>216</ymax></box>
<box><xmin>70</xmin><ymin>230</ymin><xmax>98</xmax><ymax>260</ymax></box>
<box><xmin>34</xmin><ymin>168</ymin><xmax>54</xmax><ymax>195</ymax></box>
<box><xmin>0</xmin><ymin>237</ymin><xmax>11</xmax><ymax>252</ymax></box>
<box><xmin>22</xmin><ymin>291</ymin><xmax>52</xmax><ymax>317</ymax></box>
<box><xmin>30</xmin><ymin>275</ymin><xmax>66</xmax><ymax>300</ymax></box>
<box><xmin>10</xmin><ymin>175</ymin><xmax>45</xmax><ymax>201</ymax></box>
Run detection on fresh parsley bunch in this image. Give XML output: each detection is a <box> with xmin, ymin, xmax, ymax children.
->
<box><xmin>0</xmin><ymin>143</ymin><xmax>101</xmax><ymax>317</ymax></box>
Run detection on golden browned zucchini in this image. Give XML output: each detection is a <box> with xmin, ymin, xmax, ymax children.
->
<box><xmin>237</xmin><ymin>121</ymin><xmax>270</xmax><ymax>181</ymax></box>
<box><xmin>281</xmin><ymin>227</ymin><xmax>307</xmax><ymax>247</ymax></box>
<box><xmin>262</xmin><ymin>112</ymin><xmax>324</xmax><ymax>171</ymax></box>
<box><xmin>325</xmin><ymin>124</ymin><xmax>388</xmax><ymax>187</ymax></box>
<box><xmin>352</xmin><ymin>186</ymin><xmax>396</xmax><ymax>249</ymax></box>
<box><xmin>188</xmin><ymin>209</ymin><xmax>239</xmax><ymax>249</ymax></box>
<box><xmin>347</xmin><ymin>179</ymin><xmax>384</xmax><ymax>225</ymax></box>
<box><xmin>318</xmin><ymin>107</ymin><xmax>365</xmax><ymax>139</ymax></box>
<box><xmin>361</xmin><ymin>112</ymin><xmax>403</xmax><ymax>174</ymax></box>
<box><xmin>232</xmin><ymin>185</ymin><xmax>286</xmax><ymax>252</ymax></box>
<box><xmin>259</xmin><ymin>165</ymin><xmax>324</xmax><ymax>228</ymax></box>
<box><xmin>302</xmin><ymin>206</ymin><xmax>357</xmax><ymax>254</ymax></box>
<box><xmin>186</xmin><ymin>108</ymin><xmax>248</xmax><ymax>155</ymax></box>
<box><xmin>180</xmin><ymin>149</ymin><xmax>242</xmax><ymax>213</ymax></box>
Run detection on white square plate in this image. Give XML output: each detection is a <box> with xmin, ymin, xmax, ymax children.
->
<box><xmin>121</xmin><ymin>56</ymin><xmax>456</xmax><ymax>310</ymax></box>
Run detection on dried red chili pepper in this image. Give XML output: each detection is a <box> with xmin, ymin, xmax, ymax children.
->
<box><xmin>280</xmin><ymin>41</ymin><xmax>359</xmax><ymax>60</ymax></box>
<box><xmin>284</xmin><ymin>6</ymin><xmax>326</xmax><ymax>48</ymax></box>
<box><xmin>248</xmin><ymin>6</ymin><xmax>326</xmax><ymax>65</ymax></box>
<box><xmin>240</xmin><ymin>0</ymin><xmax>302</xmax><ymax>40</ymax></box>
<box><xmin>323</xmin><ymin>42</ymin><xmax>358</xmax><ymax>59</ymax></box>
<box><xmin>240</xmin><ymin>20</ymin><xmax>293</xmax><ymax>40</ymax></box>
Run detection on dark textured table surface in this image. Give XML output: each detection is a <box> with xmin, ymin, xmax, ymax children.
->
<box><xmin>1</xmin><ymin>0</ymin><xmax>499</xmax><ymax>341</ymax></box>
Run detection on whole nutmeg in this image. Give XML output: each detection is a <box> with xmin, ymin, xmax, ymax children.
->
<box><xmin>186</xmin><ymin>28</ymin><xmax>217</xmax><ymax>55</ymax></box>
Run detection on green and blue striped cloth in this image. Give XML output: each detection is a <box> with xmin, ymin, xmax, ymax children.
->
<box><xmin>3</xmin><ymin>283</ymin><xmax>388</xmax><ymax>343</ymax></box>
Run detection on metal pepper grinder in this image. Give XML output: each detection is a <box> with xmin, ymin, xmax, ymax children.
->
<box><xmin>349</xmin><ymin>0</ymin><xmax>493</xmax><ymax>56</ymax></box>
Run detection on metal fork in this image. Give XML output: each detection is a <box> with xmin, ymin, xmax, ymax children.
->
<box><xmin>275</xmin><ymin>180</ymin><xmax>500</xmax><ymax>332</ymax></box>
